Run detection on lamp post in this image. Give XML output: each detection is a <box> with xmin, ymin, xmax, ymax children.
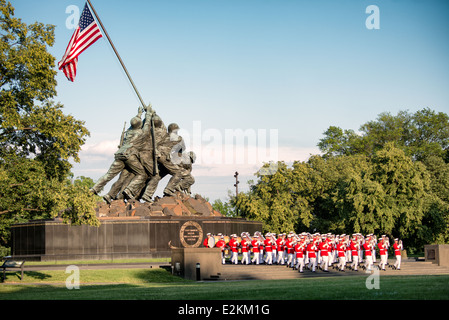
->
<box><xmin>234</xmin><ymin>171</ymin><xmax>239</xmax><ymax>197</ymax></box>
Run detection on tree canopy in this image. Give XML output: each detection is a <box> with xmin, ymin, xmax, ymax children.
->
<box><xmin>1</xmin><ymin>1</ymin><xmax>99</xmax><ymax>250</ymax></box>
<box><xmin>318</xmin><ymin>108</ymin><xmax>449</xmax><ymax>162</ymax></box>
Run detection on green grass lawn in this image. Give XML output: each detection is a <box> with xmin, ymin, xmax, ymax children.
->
<box><xmin>1</xmin><ymin>268</ymin><xmax>448</xmax><ymax>300</ymax></box>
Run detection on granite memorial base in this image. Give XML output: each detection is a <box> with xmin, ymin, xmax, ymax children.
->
<box><xmin>11</xmin><ymin>216</ymin><xmax>262</xmax><ymax>262</ymax></box>
<box><xmin>171</xmin><ymin>248</ymin><xmax>221</xmax><ymax>281</ymax></box>
<box><xmin>424</xmin><ymin>244</ymin><xmax>449</xmax><ymax>267</ymax></box>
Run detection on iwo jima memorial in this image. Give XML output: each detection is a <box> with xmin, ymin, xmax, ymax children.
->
<box><xmin>9</xmin><ymin>1</ymin><xmax>262</xmax><ymax>262</ymax></box>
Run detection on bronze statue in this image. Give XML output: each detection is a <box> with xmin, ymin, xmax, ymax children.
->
<box><xmin>91</xmin><ymin>104</ymin><xmax>196</xmax><ymax>204</ymax></box>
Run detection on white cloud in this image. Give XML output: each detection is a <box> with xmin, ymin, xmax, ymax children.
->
<box><xmin>81</xmin><ymin>139</ymin><xmax>120</xmax><ymax>158</ymax></box>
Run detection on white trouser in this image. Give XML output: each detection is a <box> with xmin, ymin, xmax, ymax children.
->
<box><xmin>351</xmin><ymin>255</ymin><xmax>359</xmax><ymax>270</ymax></box>
<box><xmin>287</xmin><ymin>253</ymin><xmax>294</xmax><ymax>267</ymax></box>
<box><xmin>265</xmin><ymin>251</ymin><xmax>273</xmax><ymax>264</ymax></box>
<box><xmin>296</xmin><ymin>257</ymin><xmax>305</xmax><ymax>272</ymax></box>
<box><xmin>379</xmin><ymin>254</ymin><xmax>387</xmax><ymax>270</ymax></box>
<box><xmin>346</xmin><ymin>250</ymin><xmax>352</xmax><ymax>262</ymax></box>
<box><xmin>308</xmin><ymin>257</ymin><xmax>316</xmax><ymax>271</ymax></box>
<box><xmin>242</xmin><ymin>252</ymin><xmax>249</xmax><ymax>264</ymax></box>
<box><xmin>252</xmin><ymin>252</ymin><xmax>260</xmax><ymax>264</ymax></box>
<box><xmin>320</xmin><ymin>255</ymin><xmax>329</xmax><ymax>271</ymax></box>
<box><xmin>365</xmin><ymin>255</ymin><xmax>373</xmax><ymax>270</ymax></box>
<box><xmin>338</xmin><ymin>256</ymin><xmax>346</xmax><ymax>270</ymax></box>
<box><xmin>277</xmin><ymin>251</ymin><xmax>284</xmax><ymax>264</ymax></box>
<box><xmin>231</xmin><ymin>252</ymin><xmax>238</xmax><ymax>264</ymax></box>
<box><xmin>259</xmin><ymin>250</ymin><xmax>264</xmax><ymax>264</ymax></box>
<box><xmin>394</xmin><ymin>255</ymin><xmax>401</xmax><ymax>269</ymax></box>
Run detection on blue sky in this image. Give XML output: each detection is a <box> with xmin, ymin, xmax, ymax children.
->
<box><xmin>11</xmin><ymin>0</ymin><xmax>449</xmax><ymax>201</ymax></box>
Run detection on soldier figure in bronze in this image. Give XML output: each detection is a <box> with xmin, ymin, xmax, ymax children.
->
<box><xmin>90</xmin><ymin>106</ymin><xmax>153</xmax><ymax>198</ymax></box>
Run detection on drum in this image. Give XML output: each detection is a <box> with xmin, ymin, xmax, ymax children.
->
<box><xmin>208</xmin><ymin>236</ymin><xmax>216</xmax><ymax>248</ymax></box>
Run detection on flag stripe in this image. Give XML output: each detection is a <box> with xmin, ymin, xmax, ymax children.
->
<box><xmin>66</xmin><ymin>24</ymin><xmax>102</xmax><ymax>63</ymax></box>
<box><xmin>58</xmin><ymin>3</ymin><xmax>102</xmax><ymax>82</ymax></box>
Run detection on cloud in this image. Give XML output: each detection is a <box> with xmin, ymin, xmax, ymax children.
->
<box><xmin>191</xmin><ymin>145</ymin><xmax>321</xmax><ymax>177</ymax></box>
<box><xmin>80</xmin><ymin>140</ymin><xmax>119</xmax><ymax>158</ymax></box>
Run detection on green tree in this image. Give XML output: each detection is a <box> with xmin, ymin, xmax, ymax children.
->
<box><xmin>212</xmin><ymin>198</ymin><xmax>236</xmax><ymax>217</ymax></box>
<box><xmin>0</xmin><ymin>1</ymin><xmax>99</xmax><ymax>249</ymax></box>
<box><xmin>318</xmin><ymin>108</ymin><xmax>449</xmax><ymax>162</ymax></box>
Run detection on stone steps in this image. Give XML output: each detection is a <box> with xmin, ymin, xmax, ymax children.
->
<box><xmin>206</xmin><ymin>259</ymin><xmax>449</xmax><ymax>281</ymax></box>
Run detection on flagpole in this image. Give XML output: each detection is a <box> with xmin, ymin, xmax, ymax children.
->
<box><xmin>86</xmin><ymin>0</ymin><xmax>146</xmax><ymax>109</ymax></box>
<box><xmin>86</xmin><ymin>0</ymin><xmax>159</xmax><ymax>176</ymax></box>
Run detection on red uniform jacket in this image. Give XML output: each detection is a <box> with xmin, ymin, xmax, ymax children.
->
<box><xmin>276</xmin><ymin>238</ymin><xmax>285</xmax><ymax>252</ymax></box>
<box><xmin>350</xmin><ymin>241</ymin><xmax>359</xmax><ymax>257</ymax></box>
<box><xmin>229</xmin><ymin>239</ymin><xmax>239</xmax><ymax>253</ymax></box>
<box><xmin>264</xmin><ymin>239</ymin><xmax>273</xmax><ymax>252</ymax></box>
<box><xmin>319</xmin><ymin>242</ymin><xmax>329</xmax><ymax>257</ymax></box>
<box><xmin>394</xmin><ymin>243</ymin><xmax>401</xmax><ymax>256</ymax></box>
<box><xmin>216</xmin><ymin>240</ymin><xmax>226</xmax><ymax>252</ymax></box>
<box><xmin>286</xmin><ymin>239</ymin><xmax>294</xmax><ymax>254</ymax></box>
<box><xmin>295</xmin><ymin>243</ymin><xmax>304</xmax><ymax>258</ymax></box>
<box><xmin>307</xmin><ymin>243</ymin><xmax>317</xmax><ymax>258</ymax></box>
<box><xmin>378</xmin><ymin>242</ymin><xmax>386</xmax><ymax>255</ymax></box>
<box><xmin>241</xmin><ymin>239</ymin><xmax>250</xmax><ymax>253</ymax></box>
<box><xmin>364</xmin><ymin>242</ymin><xmax>372</xmax><ymax>256</ymax></box>
<box><xmin>251</xmin><ymin>239</ymin><xmax>260</xmax><ymax>253</ymax></box>
<box><xmin>337</xmin><ymin>243</ymin><xmax>346</xmax><ymax>258</ymax></box>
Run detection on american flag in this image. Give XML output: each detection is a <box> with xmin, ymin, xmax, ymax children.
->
<box><xmin>58</xmin><ymin>3</ymin><xmax>103</xmax><ymax>82</ymax></box>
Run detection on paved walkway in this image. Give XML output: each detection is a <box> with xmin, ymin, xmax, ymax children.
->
<box><xmin>210</xmin><ymin>259</ymin><xmax>449</xmax><ymax>281</ymax></box>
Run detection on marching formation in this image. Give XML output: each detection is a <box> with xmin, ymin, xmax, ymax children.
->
<box><xmin>204</xmin><ymin>231</ymin><xmax>404</xmax><ymax>272</ymax></box>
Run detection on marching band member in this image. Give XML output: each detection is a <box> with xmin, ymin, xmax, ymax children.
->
<box><xmin>229</xmin><ymin>234</ymin><xmax>239</xmax><ymax>265</ymax></box>
<box><xmin>319</xmin><ymin>236</ymin><xmax>329</xmax><ymax>272</ymax></box>
<box><xmin>307</xmin><ymin>240</ymin><xmax>318</xmax><ymax>272</ymax></box>
<box><xmin>393</xmin><ymin>238</ymin><xmax>403</xmax><ymax>270</ymax></box>
<box><xmin>294</xmin><ymin>238</ymin><xmax>306</xmax><ymax>273</ymax></box>
<box><xmin>264</xmin><ymin>233</ymin><xmax>274</xmax><ymax>265</ymax></box>
<box><xmin>258</xmin><ymin>234</ymin><xmax>265</xmax><ymax>264</ymax></box>
<box><xmin>337</xmin><ymin>238</ymin><xmax>347</xmax><ymax>271</ymax></box>
<box><xmin>364</xmin><ymin>236</ymin><xmax>373</xmax><ymax>271</ymax></box>
<box><xmin>358</xmin><ymin>234</ymin><xmax>364</xmax><ymax>264</ymax></box>
<box><xmin>276</xmin><ymin>234</ymin><xmax>286</xmax><ymax>265</ymax></box>
<box><xmin>270</xmin><ymin>234</ymin><xmax>277</xmax><ymax>262</ymax></box>
<box><xmin>350</xmin><ymin>236</ymin><xmax>359</xmax><ymax>271</ymax></box>
<box><xmin>326</xmin><ymin>234</ymin><xmax>334</xmax><ymax>268</ymax></box>
<box><xmin>203</xmin><ymin>233</ymin><xmax>212</xmax><ymax>248</ymax></box>
<box><xmin>371</xmin><ymin>234</ymin><xmax>377</xmax><ymax>263</ymax></box>
<box><xmin>215</xmin><ymin>235</ymin><xmax>227</xmax><ymax>264</ymax></box>
<box><xmin>383</xmin><ymin>235</ymin><xmax>390</xmax><ymax>263</ymax></box>
<box><xmin>345</xmin><ymin>235</ymin><xmax>352</xmax><ymax>263</ymax></box>
<box><xmin>241</xmin><ymin>235</ymin><xmax>250</xmax><ymax>265</ymax></box>
<box><xmin>286</xmin><ymin>234</ymin><xmax>295</xmax><ymax>267</ymax></box>
<box><xmin>378</xmin><ymin>237</ymin><xmax>387</xmax><ymax>271</ymax></box>
<box><xmin>251</xmin><ymin>234</ymin><xmax>261</xmax><ymax>265</ymax></box>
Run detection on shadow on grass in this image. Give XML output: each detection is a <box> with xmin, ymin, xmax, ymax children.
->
<box><xmin>1</xmin><ymin>271</ymin><xmax>52</xmax><ymax>283</ymax></box>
